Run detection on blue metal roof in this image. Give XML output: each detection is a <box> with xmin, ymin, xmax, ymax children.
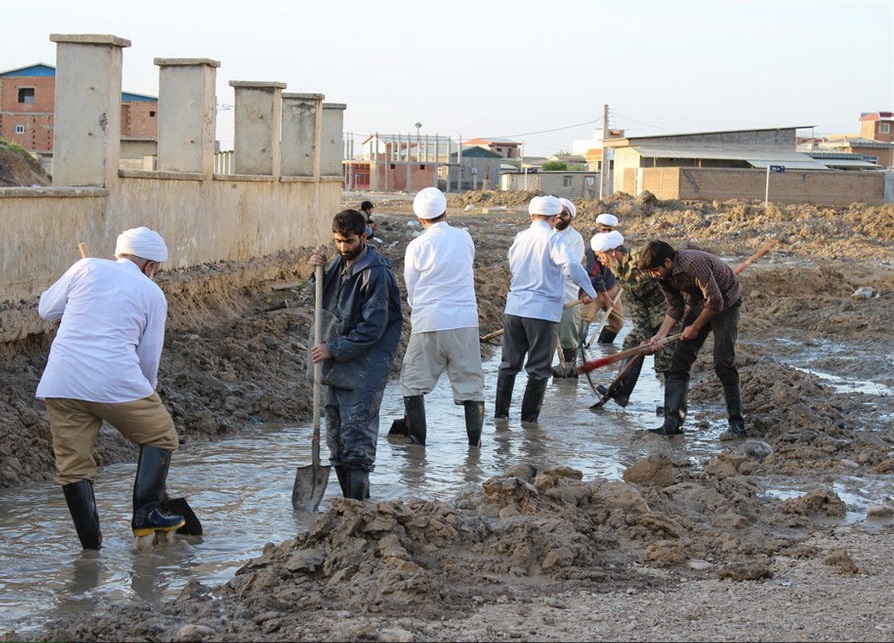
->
<box><xmin>0</xmin><ymin>63</ymin><xmax>55</xmax><ymax>77</ymax></box>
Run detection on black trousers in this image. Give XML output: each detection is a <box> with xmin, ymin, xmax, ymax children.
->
<box><xmin>498</xmin><ymin>314</ymin><xmax>557</xmax><ymax>382</ymax></box>
<box><xmin>666</xmin><ymin>302</ymin><xmax>740</xmax><ymax>388</ymax></box>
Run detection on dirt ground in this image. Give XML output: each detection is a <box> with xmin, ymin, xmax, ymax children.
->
<box><xmin>3</xmin><ymin>189</ymin><xmax>894</xmax><ymax>641</ymax></box>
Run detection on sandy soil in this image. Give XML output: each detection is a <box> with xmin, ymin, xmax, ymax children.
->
<box><xmin>3</xmin><ymin>190</ymin><xmax>894</xmax><ymax>641</ymax></box>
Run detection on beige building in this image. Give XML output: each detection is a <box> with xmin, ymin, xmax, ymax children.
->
<box><xmin>602</xmin><ymin>127</ymin><xmax>888</xmax><ymax>206</ymax></box>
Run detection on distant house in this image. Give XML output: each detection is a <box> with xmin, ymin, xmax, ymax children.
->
<box><xmin>602</xmin><ymin>126</ymin><xmax>887</xmax><ymax>205</ymax></box>
<box><xmin>462</xmin><ymin>137</ymin><xmax>521</xmax><ymax>159</ymax></box>
<box><xmin>444</xmin><ymin>145</ymin><xmax>503</xmax><ymax>191</ymax></box>
<box><xmin>346</xmin><ymin>133</ymin><xmax>458</xmax><ymax>192</ymax></box>
<box><xmin>0</xmin><ymin>62</ymin><xmax>158</xmax><ymax>168</ymax></box>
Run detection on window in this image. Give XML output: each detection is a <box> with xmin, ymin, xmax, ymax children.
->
<box><xmin>15</xmin><ymin>125</ymin><xmax>25</xmax><ymax>134</ymax></box>
<box><xmin>563</xmin><ymin>175</ymin><xmax>573</xmax><ymax>187</ymax></box>
<box><xmin>149</xmin><ymin>111</ymin><xmax>156</xmax><ymax>117</ymax></box>
<box><xmin>880</xmin><ymin>123</ymin><xmax>891</xmax><ymax>134</ymax></box>
<box><xmin>18</xmin><ymin>87</ymin><xmax>35</xmax><ymax>104</ymax></box>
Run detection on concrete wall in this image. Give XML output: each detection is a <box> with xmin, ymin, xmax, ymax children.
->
<box><xmin>500</xmin><ymin>171</ymin><xmax>600</xmax><ymax>199</ymax></box>
<box><xmin>626</xmin><ymin>166</ymin><xmax>886</xmax><ymax>206</ymax></box>
<box><xmin>0</xmin><ymin>33</ymin><xmax>343</xmax><ymax>337</ymax></box>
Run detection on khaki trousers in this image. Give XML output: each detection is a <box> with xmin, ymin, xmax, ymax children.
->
<box><xmin>46</xmin><ymin>393</ymin><xmax>178</xmax><ymax>485</ymax></box>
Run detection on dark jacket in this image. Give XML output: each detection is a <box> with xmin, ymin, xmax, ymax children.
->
<box><xmin>313</xmin><ymin>245</ymin><xmax>402</xmax><ymax>390</ymax></box>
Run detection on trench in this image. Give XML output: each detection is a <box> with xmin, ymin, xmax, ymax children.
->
<box><xmin>1</xmin><ymin>333</ymin><xmax>890</xmax><ymax>636</ymax></box>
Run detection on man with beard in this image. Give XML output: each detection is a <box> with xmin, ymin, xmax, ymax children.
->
<box><xmin>309</xmin><ymin>209</ymin><xmax>403</xmax><ymax>499</ymax></box>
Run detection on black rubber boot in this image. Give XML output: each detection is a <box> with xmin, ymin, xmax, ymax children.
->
<box><xmin>403</xmin><ymin>395</ymin><xmax>427</xmax><ymax>445</ymax></box>
<box><xmin>597</xmin><ymin>328</ymin><xmax>617</xmax><ymax>344</ymax></box>
<box><xmin>649</xmin><ymin>379</ymin><xmax>687</xmax><ymax>436</ymax></box>
<box><xmin>62</xmin><ymin>479</ymin><xmax>102</xmax><ymax>550</ymax></box>
<box><xmin>719</xmin><ymin>384</ymin><xmax>747</xmax><ymax>440</ymax></box>
<box><xmin>132</xmin><ymin>446</ymin><xmax>186</xmax><ymax>537</ymax></box>
<box><xmin>520</xmin><ymin>377</ymin><xmax>549</xmax><ymax>423</ymax></box>
<box><xmin>335</xmin><ymin>465</ymin><xmax>349</xmax><ymax>496</ymax></box>
<box><xmin>345</xmin><ymin>469</ymin><xmax>370</xmax><ymax>501</ymax></box>
<box><xmin>494</xmin><ymin>372</ymin><xmax>516</xmax><ymax>419</ymax></box>
<box><xmin>463</xmin><ymin>400</ymin><xmax>485</xmax><ymax>447</ymax></box>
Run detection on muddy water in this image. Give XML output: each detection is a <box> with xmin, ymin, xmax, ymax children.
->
<box><xmin>0</xmin><ymin>339</ymin><xmax>878</xmax><ymax>636</ymax></box>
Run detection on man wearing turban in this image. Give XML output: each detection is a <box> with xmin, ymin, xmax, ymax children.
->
<box><xmin>36</xmin><ymin>227</ymin><xmax>185</xmax><ymax>550</ymax></box>
<box><xmin>395</xmin><ymin>187</ymin><xmax>485</xmax><ymax>448</ymax></box>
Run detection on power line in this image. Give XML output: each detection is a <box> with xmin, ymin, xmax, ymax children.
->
<box><xmin>485</xmin><ymin>118</ymin><xmax>602</xmax><ymax>140</ymax></box>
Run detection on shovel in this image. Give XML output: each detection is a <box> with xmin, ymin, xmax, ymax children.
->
<box><xmin>291</xmin><ymin>263</ymin><xmax>331</xmax><ymax>511</ymax></box>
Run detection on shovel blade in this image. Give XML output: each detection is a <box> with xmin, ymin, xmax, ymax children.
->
<box><xmin>292</xmin><ymin>464</ymin><xmax>331</xmax><ymax>512</ymax></box>
<box><xmin>388</xmin><ymin>418</ymin><xmax>408</xmax><ymax>436</ymax></box>
<box><xmin>160</xmin><ymin>493</ymin><xmax>203</xmax><ymax>536</ymax></box>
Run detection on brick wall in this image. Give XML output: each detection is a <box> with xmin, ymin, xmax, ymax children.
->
<box><xmin>626</xmin><ymin>167</ymin><xmax>885</xmax><ymax>206</ymax></box>
<box><xmin>0</xmin><ymin>76</ymin><xmax>56</xmax><ymax>153</ymax></box>
<box><xmin>121</xmin><ymin>101</ymin><xmax>158</xmax><ymax>138</ymax></box>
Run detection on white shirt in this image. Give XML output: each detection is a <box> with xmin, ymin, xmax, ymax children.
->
<box><xmin>404</xmin><ymin>220</ymin><xmax>479</xmax><ymax>332</ymax></box>
<box><xmin>36</xmin><ymin>257</ymin><xmax>168</xmax><ymax>402</ymax></box>
<box><xmin>556</xmin><ymin>225</ymin><xmax>585</xmax><ymax>303</ymax></box>
<box><xmin>505</xmin><ymin>219</ymin><xmax>596</xmax><ymax>322</ymax></box>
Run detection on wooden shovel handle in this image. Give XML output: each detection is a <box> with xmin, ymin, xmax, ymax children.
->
<box><xmin>77</xmin><ymin>242</ymin><xmax>89</xmax><ymax>258</ymax></box>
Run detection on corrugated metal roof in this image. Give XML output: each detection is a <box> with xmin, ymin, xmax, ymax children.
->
<box><xmin>817</xmin><ymin>158</ymin><xmax>880</xmax><ymax>169</ymax></box>
<box><xmin>630</xmin><ymin>145</ymin><xmax>830</xmax><ymax>169</ymax></box>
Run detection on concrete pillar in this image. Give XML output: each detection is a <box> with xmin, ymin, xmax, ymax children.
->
<box><xmin>154</xmin><ymin>58</ymin><xmax>220</xmax><ymax>175</ymax></box>
<box><xmin>49</xmin><ymin>33</ymin><xmax>130</xmax><ymax>187</ymax></box>
<box><xmin>281</xmin><ymin>92</ymin><xmax>324</xmax><ymax>177</ymax></box>
<box><xmin>229</xmin><ymin>80</ymin><xmax>286</xmax><ymax>176</ymax></box>
<box><xmin>321</xmin><ymin>103</ymin><xmax>346</xmax><ymax>176</ymax></box>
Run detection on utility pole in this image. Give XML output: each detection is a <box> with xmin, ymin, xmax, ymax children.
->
<box><xmin>599</xmin><ymin>103</ymin><xmax>609</xmax><ymax>200</ymax></box>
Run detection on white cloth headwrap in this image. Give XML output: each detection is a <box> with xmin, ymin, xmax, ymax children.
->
<box><xmin>590</xmin><ymin>230</ymin><xmax>625</xmax><ymax>253</ymax></box>
<box><xmin>595</xmin><ymin>213</ymin><xmax>619</xmax><ymax>228</ymax></box>
<box><xmin>528</xmin><ymin>195</ymin><xmax>562</xmax><ymax>216</ymax></box>
<box><xmin>558</xmin><ymin>197</ymin><xmax>577</xmax><ymax>218</ymax></box>
<box><xmin>413</xmin><ymin>187</ymin><xmax>447</xmax><ymax>219</ymax></box>
<box><xmin>115</xmin><ymin>226</ymin><xmax>168</xmax><ymax>262</ymax></box>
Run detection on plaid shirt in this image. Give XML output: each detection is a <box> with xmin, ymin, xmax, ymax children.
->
<box><xmin>657</xmin><ymin>249</ymin><xmax>742</xmax><ymax>321</ymax></box>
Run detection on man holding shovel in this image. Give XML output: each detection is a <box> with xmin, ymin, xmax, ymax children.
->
<box><xmin>395</xmin><ymin>187</ymin><xmax>485</xmax><ymax>447</ymax></box>
<box><xmin>639</xmin><ymin>240</ymin><xmax>745</xmax><ymax>440</ymax></box>
<box><xmin>36</xmin><ymin>227</ymin><xmax>185</xmax><ymax>550</ymax></box>
<box><xmin>309</xmin><ymin>209</ymin><xmax>402</xmax><ymax>500</ymax></box>
<box><xmin>589</xmin><ymin>231</ymin><xmax>675</xmax><ymax>408</ymax></box>
<box><xmin>551</xmin><ymin>197</ymin><xmax>586</xmax><ymax>379</ymax></box>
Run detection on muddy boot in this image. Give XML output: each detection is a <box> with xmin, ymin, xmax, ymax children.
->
<box><xmin>131</xmin><ymin>446</ymin><xmax>186</xmax><ymax>538</ymax></box>
<box><xmin>597</xmin><ymin>328</ymin><xmax>617</xmax><ymax>344</ymax></box>
<box><xmin>649</xmin><ymin>379</ymin><xmax>686</xmax><ymax>436</ymax></box>
<box><xmin>520</xmin><ymin>377</ymin><xmax>549</xmax><ymax>423</ymax></box>
<box><xmin>345</xmin><ymin>469</ymin><xmax>370</xmax><ymax>501</ymax></box>
<box><xmin>403</xmin><ymin>395</ymin><xmax>427</xmax><ymax>446</ymax></box>
<box><xmin>334</xmin><ymin>465</ymin><xmax>349</xmax><ymax>496</ymax></box>
<box><xmin>579</xmin><ymin>321</ymin><xmax>591</xmax><ymax>348</ymax></box>
<box><xmin>463</xmin><ymin>400</ymin><xmax>485</xmax><ymax>447</ymax></box>
<box><xmin>494</xmin><ymin>372</ymin><xmax>516</xmax><ymax>419</ymax></box>
<box><xmin>62</xmin><ymin>479</ymin><xmax>102</xmax><ymax>550</ymax></box>
<box><xmin>719</xmin><ymin>384</ymin><xmax>747</xmax><ymax>440</ymax></box>
<box><xmin>551</xmin><ymin>348</ymin><xmax>578</xmax><ymax>379</ymax></box>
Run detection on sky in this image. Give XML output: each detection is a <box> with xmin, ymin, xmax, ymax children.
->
<box><xmin>4</xmin><ymin>0</ymin><xmax>893</xmax><ymax>156</ymax></box>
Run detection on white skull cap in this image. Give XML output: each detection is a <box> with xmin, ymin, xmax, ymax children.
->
<box><xmin>529</xmin><ymin>195</ymin><xmax>563</xmax><ymax>216</ymax></box>
<box><xmin>590</xmin><ymin>230</ymin><xmax>625</xmax><ymax>253</ymax></box>
<box><xmin>558</xmin><ymin>197</ymin><xmax>577</xmax><ymax>218</ymax></box>
<box><xmin>412</xmin><ymin>187</ymin><xmax>447</xmax><ymax>219</ymax></box>
<box><xmin>595</xmin><ymin>213</ymin><xmax>619</xmax><ymax>228</ymax></box>
<box><xmin>114</xmin><ymin>226</ymin><xmax>168</xmax><ymax>262</ymax></box>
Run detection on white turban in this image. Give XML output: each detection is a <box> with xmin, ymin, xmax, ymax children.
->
<box><xmin>115</xmin><ymin>226</ymin><xmax>168</xmax><ymax>262</ymax></box>
<box><xmin>413</xmin><ymin>187</ymin><xmax>447</xmax><ymax>219</ymax></box>
<box><xmin>590</xmin><ymin>230</ymin><xmax>625</xmax><ymax>253</ymax></box>
<box><xmin>528</xmin><ymin>195</ymin><xmax>562</xmax><ymax>216</ymax></box>
<box><xmin>558</xmin><ymin>197</ymin><xmax>577</xmax><ymax>218</ymax></box>
<box><xmin>595</xmin><ymin>213</ymin><xmax>619</xmax><ymax>228</ymax></box>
